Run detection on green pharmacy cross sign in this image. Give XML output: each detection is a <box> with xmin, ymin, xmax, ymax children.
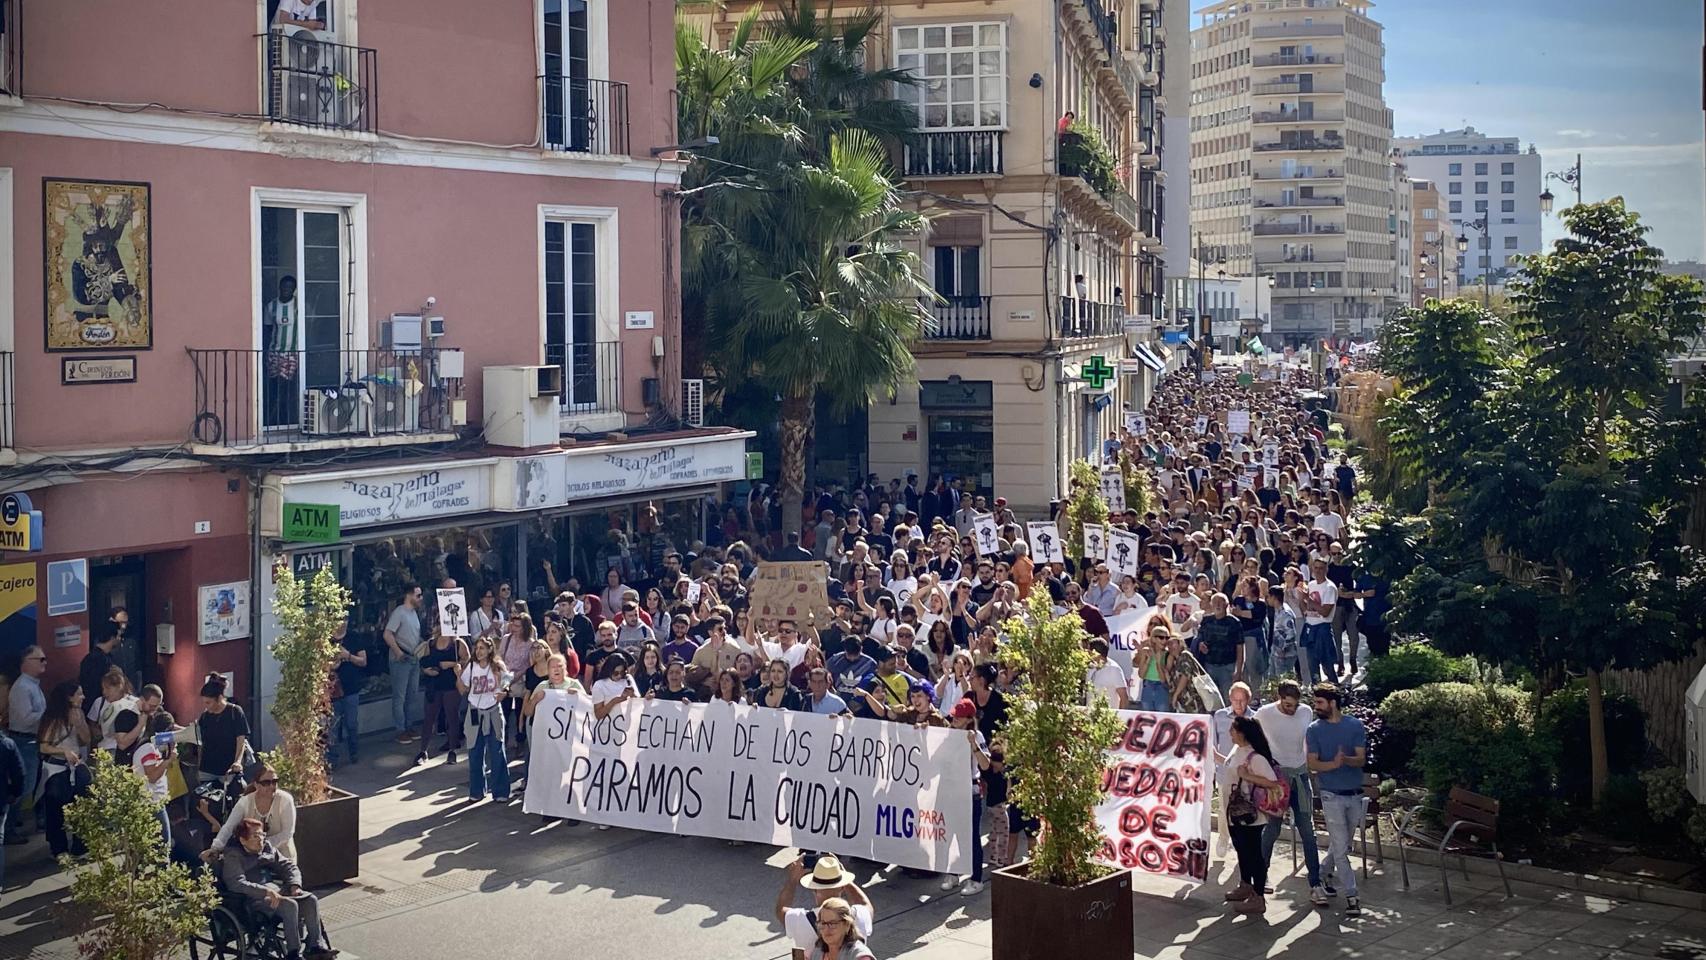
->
<box><xmin>1082</xmin><ymin>355</ymin><xmax>1116</xmax><ymax>389</ymax></box>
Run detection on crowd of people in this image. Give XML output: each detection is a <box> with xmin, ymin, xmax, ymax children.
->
<box><xmin>0</xmin><ymin>359</ymin><xmax>1380</xmax><ymax>954</ymax></box>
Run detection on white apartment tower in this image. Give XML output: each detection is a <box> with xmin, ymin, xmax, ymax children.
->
<box><xmin>1393</xmin><ymin>127</ymin><xmax>1543</xmax><ymax>289</ymax></box>
<box><xmin>1189</xmin><ymin>0</ymin><xmax>1396</xmax><ymax>344</ymax></box>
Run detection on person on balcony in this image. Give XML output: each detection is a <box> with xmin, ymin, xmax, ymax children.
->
<box><xmin>271</xmin><ymin>0</ymin><xmax>326</xmax><ymax>31</ymax></box>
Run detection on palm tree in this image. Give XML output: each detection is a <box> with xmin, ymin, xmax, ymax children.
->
<box><xmin>678</xmin><ymin>7</ymin><xmax>931</xmax><ymax>537</ymax></box>
<box><xmin>766</xmin><ymin>1</ymin><xmax>921</xmax><ymax>160</ymax></box>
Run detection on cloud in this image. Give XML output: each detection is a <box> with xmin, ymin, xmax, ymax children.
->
<box><xmin>1553</xmin><ymin>129</ymin><xmax>1598</xmax><ymax>139</ymax></box>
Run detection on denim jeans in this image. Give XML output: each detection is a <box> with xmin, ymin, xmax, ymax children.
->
<box><xmin>1320</xmin><ymin>792</ymin><xmax>1365</xmax><ymax>898</ymax></box>
<box><xmin>0</xmin><ymin>805</ymin><xmax>8</xmax><ymax>885</ymax></box>
<box><xmin>970</xmin><ymin>793</ymin><xmax>985</xmax><ymax>883</ymax></box>
<box><xmin>6</xmin><ymin>738</ymin><xmax>38</xmax><ymax>840</ymax></box>
<box><xmin>1260</xmin><ymin>765</ymin><xmax>1321</xmax><ymax>886</ymax></box>
<box><xmin>1205</xmin><ymin>663</ymin><xmax>1237</xmax><ymax>701</ymax></box>
<box><xmin>468</xmin><ymin>728</ymin><xmax>511</xmax><ymax>801</ymax></box>
<box><xmin>389</xmin><ymin>657</ymin><xmax>422</xmax><ymax>732</ymax></box>
<box><xmin>1138</xmin><ymin>678</ymin><xmax>1172</xmax><ymax>712</ymax></box>
<box><xmin>152</xmin><ymin>804</ymin><xmax>172</xmax><ymax>858</ymax></box>
<box><xmin>1332</xmin><ymin>604</ymin><xmax>1362</xmax><ymax>668</ymax></box>
<box><xmin>331</xmin><ymin>692</ymin><xmax>361</xmax><ymax>764</ymax></box>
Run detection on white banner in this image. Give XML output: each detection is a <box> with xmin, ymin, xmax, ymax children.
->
<box><xmin>1084</xmin><ymin>523</ymin><xmax>1106</xmax><ymax>562</ymax></box>
<box><xmin>523</xmin><ymin>692</ymin><xmax>975</xmax><ymax>873</ymax></box>
<box><xmin>1103</xmin><ymin>607</ymin><xmax>1148</xmax><ymax>676</ymax></box>
<box><xmin>1026</xmin><ymin>522</ymin><xmax>1065</xmax><ymax>565</ymax></box>
<box><xmin>972</xmin><ymin>513</ymin><xmax>1000</xmax><ymax>557</ymax></box>
<box><xmin>1097</xmin><ymin>710</ymin><xmax>1215</xmax><ymax>885</ymax></box>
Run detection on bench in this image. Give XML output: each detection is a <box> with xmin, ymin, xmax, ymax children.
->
<box><xmin>1396</xmin><ymin>786</ymin><xmax>1512</xmax><ymax>904</ymax></box>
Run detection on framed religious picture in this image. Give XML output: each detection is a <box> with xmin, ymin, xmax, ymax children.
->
<box><xmin>43</xmin><ymin>178</ymin><xmax>154</xmax><ymax>351</ymax></box>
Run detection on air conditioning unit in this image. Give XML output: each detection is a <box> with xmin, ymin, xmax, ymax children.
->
<box><xmin>302</xmin><ymin>385</ymin><xmax>374</xmax><ymax>436</ymax></box>
<box><xmin>483</xmin><ymin>366</ymin><xmax>560</xmax><ymax>449</ymax></box>
<box><xmin>682</xmin><ymin>378</ymin><xmax>705</xmax><ymax>427</ymax></box>
<box><xmin>532</xmin><ymin>365</ymin><xmax>564</xmax><ymax>398</ymax></box>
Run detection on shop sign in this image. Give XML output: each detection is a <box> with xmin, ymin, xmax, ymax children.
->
<box><xmin>0</xmin><ymin>493</ymin><xmax>43</xmax><ymax>553</ymax></box>
<box><xmin>282</xmin><ymin>462</ymin><xmax>493</xmax><ymax>531</ymax></box>
<box><xmin>919</xmin><ymin>379</ymin><xmax>992</xmax><ymax>410</ymax></box>
<box><xmin>290</xmin><ymin>549</ymin><xmax>337</xmax><ymax>580</ymax></box>
<box><xmin>745</xmin><ymin>452</ymin><xmax>764</xmax><ymax>481</ymax></box>
<box><xmin>282</xmin><ymin>502</ymin><xmax>341</xmax><ymax>543</ymax></box>
<box><xmin>0</xmin><ymin>561</ymin><xmax>37</xmax><ymax>624</ymax></box>
<box><xmin>497</xmin><ymin>437</ymin><xmax>749</xmax><ymax>511</ymax></box>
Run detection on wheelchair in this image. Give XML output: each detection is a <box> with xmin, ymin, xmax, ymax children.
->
<box><xmin>184</xmin><ymin>845</ymin><xmax>332</xmax><ymax>960</ymax></box>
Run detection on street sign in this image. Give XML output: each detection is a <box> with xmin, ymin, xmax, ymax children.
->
<box><xmin>282</xmin><ymin>502</ymin><xmax>340</xmax><ymax>543</ymax></box>
<box><xmin>1082</xmin><ymin>355</ymin><xmax>1115</xmax><ymax>389</ymax></box>
<box><xmin>745</xmin><ymin>452</ymin><xmax>764</xmax><ymax>480</ymax></box>
<box><xmin>0</xmin><ymin>493</ymin><xmax>42</xmax><ymax>553</ymax></box>
<box><xmin>45</xmin><ymin>559</ymin><xmax>88</xmax><ymax>616</ymax></box>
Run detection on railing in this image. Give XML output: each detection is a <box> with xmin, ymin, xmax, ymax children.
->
<box><xmin>1255</xmin><ymin>138</ymin><xmax>1342</xmax><ymax>152</ymax></box>
<box><xmin>1262</xmin><ymin>252</ymin><xmax>1348</xmax><ymax>264</ymax></box>
<box><xmin>188</xmin><ymin>348</ymin><xmax>453</xmax><ymax>449</ymax></box>
<box><xmin>1057</xmin><ymin>297</ymin><xmax>1124</xmax><ymax>339</ymax></box>
<box><xmin>1252</xmin><ymin>53</ymin><xmax>1343</xmax><ymax>67</ymax></box>
<box><xmin>1252</xmin><ymin>23</ymin><xmax>1346</xmax><ymax>38</ymax></box>
<box><xmin>266</xmin><ymin>32</ymin><xmax>378</xmax><ymax>133</ymax></box>
<box><xmin>546</xmin><ymin>340</ymin><xmax>623</xmax><ymax>415</ymax></box>
<box><xmin>1253</xmin><ymin>108</ymin><xmax>1344</xmax><ymax>123</ymax></box>
<box><xmin>0</xmin><ymin>0</ymin><xmax>18</xmax><ymax>95</ymax></box>
<box><xmin>1076</xmin><ymin>0</ymin><xmax>1122</xmax><ymax>65</ymax></box>
<box><xmin>1109</xmin><ymin>185</ymin><xmax>1140</xmax><ymax>232</ymax></box>
<box><xmin>1254</xmin><ymin>222</ymin><xmax>1345</xmax><ymax>236</ymax></box>
<box><xmin>903</xmin><ymin>130</ymin><xmax>1005</xmax><ymax>178</ymax></box>
<box><xmin>0</xmin><ymin>351</ymin><xmax>12</xmax><ymax>450</ymax></box>
<box><xmin>1256</xmin><ymin>196</ymin><xmax>1344</xmax><ymax>207</ymax></box>
<box><xmin>1253</xmin><ymin>168</ymin><xmax>1343</xmax><ymax>180</ymax></box>
<box><xmin>540</xmin><ymin>76</ymin><xmax>630</xmax><ymax>156</ymax></box>
<box><xmin>1252</xmin><ymin>80</ymin><xmax>1302</xmax><ymax>96</ymax></box>
<box><xmin>920</xmin><ymin>296</ymin><xmax>992</xmax><ymax>340</ymax></box>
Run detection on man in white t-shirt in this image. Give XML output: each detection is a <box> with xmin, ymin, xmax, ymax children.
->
<box><xmin>1085</xmin><ymin>638</ymin><xmax>1129</xmax><ymax>709</ymax></box>
<box><xmin>1256</xmin><ymin>679</ymin><xmax>1326</xmax><ymax>904</ymax></box>
<box><xmin>776</xmin><ymin>855</ymin><xmax>874</xmax><ymax>959</ymax></box>
<box><xmin>1312</xmin><ymin>509</ymin><xmax>1345</xmax><ymax>540</ymax></box>
<box><xmin>1303</xmin><ymin>557</ymin><xmax>1339</xmax><ymax>683</ymax></box>
<box><xmin>117</xmin><ymin>711</ymin><xmax>174</xmax><ymax>850</ymax></box>
<box><xmin>1161</xmin><ymin>573</ymin><xmax>1202</xmax><ymax>639</ymax></box>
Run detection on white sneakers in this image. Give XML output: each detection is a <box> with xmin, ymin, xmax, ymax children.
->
<box><xmin>1310</xmin><ymin>885</ymin><xmax>1329</xmax><ymax>907</ymax></box>
<box><xmin>939</xmin><ymin>875</ymin><xmax>960</xmax><ymax>891</ymax></box>
<box><xmin>959</xmin><ymin>879</ymin><xmax>985</xmax><ymax>897</ymax></box>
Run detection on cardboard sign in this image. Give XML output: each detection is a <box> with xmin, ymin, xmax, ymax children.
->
<box><xmin>749</xmin><ymin>562</ymin><xmax>830</xmax><ymax>629</ymax></box>
<box><xmin>436</xmin><ymin>588</ymin><xmax>470</xmax><ymax>637</ymax></box>
<box><xmin>1026</xmin><ymin>521</ymin><xmax>1065</xmax><ymax>565</ymax></box>
<box><xmin>1096</xmin><ymin>711</ymin><xmax>1216</xmax><ymax>884</ymax></box>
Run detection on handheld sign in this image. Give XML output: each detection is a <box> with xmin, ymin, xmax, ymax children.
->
<box><xmin>1108</xmin><ymin>528</ymin><xmax>1142</xmax><ymax>581</ymax></box>
<box><xmin>1084</xmin><ymin>523</ymin><xmax>1106</xmax><ymax>562</ymax></box>
<box><xmin>436</xmin><ymin>588</ymin><xmax>469</xmax><ymax>637</ymax></box>
<box><xmin>1026</xmin><ymin>521</ymin><xmax>1065</xmax><ymax>565</ymax></box>
<box><xmin>972</xmin><ymin>513</ymin><xmax>1000</xmax><ymax>557</ymax></box>
<box><xmin>1227</xmin><ymin>409</ymin><xmax>1250</xmax><ymax>437</ymax></box>
<box><xmin>1100</xmin><ymin>467</ymin><xmax>1127</xmax><ymax>513</ymax></box>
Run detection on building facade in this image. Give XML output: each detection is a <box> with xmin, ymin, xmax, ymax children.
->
<box><xmin>1389</xmin><ymin>150</ymin><xmax>1413</xmax><ymax>325</ymax></box>
<box><xmin>1393</xmin><ymin>126</ymin><xmax>1543</xmax><ymax>288</ymax></box>
<box><xmin>0</xmin><ymin>0</ymin><xmax>750</xmax><ymax>739</ymax></box>
<box><xmin>1409</xmin><ymin>178</ymin><xmax>1459</xmax><ymax>305</ymax></box>
<box><xmin>685</xmin><ymin>0</ymin><xmax>1179</xmax><ymax>513</ymax></box>
<box><xmin>1189</xmin><ymin>0</ymin><xmax>1396</xmax><ymax>345</ymax></box>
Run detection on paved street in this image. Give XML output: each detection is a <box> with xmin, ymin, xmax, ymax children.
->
<box><xmin>4</xmin><ymin>733</ymin><xmax>1706</xmax><ymax>960</ymax></box>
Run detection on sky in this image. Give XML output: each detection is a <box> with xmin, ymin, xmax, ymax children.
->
<box><xmin>1376</xmin><ymin>0</ymin><xmax>1705</xmax><ymax>262</ymax></box>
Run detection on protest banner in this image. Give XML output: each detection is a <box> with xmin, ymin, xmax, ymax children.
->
<box><xmin>1226</xmin><ymin>409</ymin><xmax>1250</xmax><ymax>437</ymax></box>
<box><xmin>1099</xmin><ymin>467</ymin><xmax>1127</xmax><ymax>513</ymax></box>
<box><xmin>1103</xmin><ymin>607</ymin><xmax>1149</xmax><ymax>676</ymax></box>
<box><xmin>1096</xmin><ymin>710</ymin><xmax>1215</xmax><ymax>885</ymax></box>
<box><xmin>1083</xmin><ymin>523</ymin><xmax>1106</xmax><ymax>562</ymax></box>
<box><xmin>523</xmin><ymin>692</ymin><xmax>974</xmax><ymax>873</ymax></box>
<box><xmin>1026</xmin><ymin>521</ymin><xmax>1065</xmax><ymax>564</ymax></box>
<box><xmin>749</xmin><ymin>562</ymin><xmax>830</xmax><ymax>630</ymax></box>
<box><xmin>972</xmin><ymin>512</ymin><xmax>1000</xmax><ymax>557</ymax></box>
<box><xmin>1107</xmin><ymin>528</ymin><xmax>1142</xmax><ymax>583</ymax></box>
<box><xmin>436</xmin><ymin>588</ymin><xmax>469</xmax><ymax>637</ymax></box>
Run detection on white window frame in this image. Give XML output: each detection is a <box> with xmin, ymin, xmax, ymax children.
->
<box><xmin>250</xmin><ymin>187</ymin><xmax>369</xmax><ymax>355</ymax></box>
<box><xmin>538</xmin><ymin>203</ymin><xmax>621</xmax><ymax>355</ymax></box>
<box><xmin>892</xmin><ymin>21</ymin><xmax>1008</xmax><ymax>131</ymax></box>
<box><xmin>537</xmin><ymin>0</ymin><xmax>610</xmax><ymax>86</ymax></box>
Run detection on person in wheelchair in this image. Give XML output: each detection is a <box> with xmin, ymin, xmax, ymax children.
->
<box><xmin>220</xmin><ymin>818</ymin><xmax>337</xmax><ymax>960</ymax></box>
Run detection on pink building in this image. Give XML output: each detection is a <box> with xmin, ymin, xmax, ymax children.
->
<box><xmin>0</xmin><ymin>1</ymin><xmax>748</xmax><ymax>730</ymax></box>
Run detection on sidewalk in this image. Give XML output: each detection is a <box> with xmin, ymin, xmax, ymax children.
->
<box><xmin>3</xmin><ymin>730</ymin><xmax>1704</xmax><ymax>959</ymax></box>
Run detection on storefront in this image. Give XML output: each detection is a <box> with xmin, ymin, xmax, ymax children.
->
<box><xmin>251</xmin><ymin>431</ymin><xmax>752</xmax><ymax>743</ymax></box>
<box><xmin>921</xmin><ymin>378</ymin><xmax>995</xmax><ymax>497</ymax></box>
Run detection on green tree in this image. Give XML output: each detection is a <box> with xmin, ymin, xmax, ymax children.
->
<box><xmin>1374</xmin><ymin>200</ymin><xmax>1706</xmax><ymax>801</ymax></box>
<box><xmin>998</xmin><ymin>592</ymin><xmax>1123</xmax><ymax>886</ymax></box>
<box><xmin>1061</xmin><ymin>459</ymin><xmax>1109</xmax><ymax>560</ymax></box>
<box><xmin>269</xmin><ymin>563</ymin><xmax>353</xmax><ymax>803</ymax></box>
<box><xmin>61</xmin><ymin>751</ymin><xmax>219</xmax><ymax>960</ymax></box>
<box><xmin>679</xmin><ymin>8</ymin><xmax>931</xmax><ymax>535</ymax></box>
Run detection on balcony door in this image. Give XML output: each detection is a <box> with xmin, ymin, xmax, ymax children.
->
<box><xmin>542</xmin><ymin>1</ymin><xmax>591</xmax><ymax>151</ymax></box>
<box><xmin>544</xmin><ymin>220</ymin><xmax>601</xmax><ymax>411</ymax></box>
<box><xmin>260</xmin><ymin>205</ymin><xmax>346</xmax><ymax>430</ymax></box>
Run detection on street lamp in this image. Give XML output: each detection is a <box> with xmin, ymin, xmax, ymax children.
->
<box><xmin>1539</xmin><ymin>153</ymin><xmax>1583</xmax><ymax>214</ymax></box>
<box><xmin>1457</xmin><ymin>217</ymin><xmax>1492</xmax><ymax>308</ymax></box>
<box><xmin>1193</xmin><ymin>232</ymin><xmax>1225</xmax><ymax>368</ymax></box>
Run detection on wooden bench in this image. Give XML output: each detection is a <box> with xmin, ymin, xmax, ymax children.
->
<box><xmin>1396</xmin><ymin>787</ymin><xmax>1512</xmax><ymax>904</ymax></box>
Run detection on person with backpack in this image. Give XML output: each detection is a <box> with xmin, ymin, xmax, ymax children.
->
<box><xmin>1223</xmin><ymin>715</ymin><xmax>1285</xmax><ymax>916</ymax></box>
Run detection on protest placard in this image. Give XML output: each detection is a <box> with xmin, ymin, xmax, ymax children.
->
<box><xmin>749</xmin><ymin>562</ymin><xmax>829</xmax><ymax>629</ymax></box>
<box><xmin>436</xmin><ymin>588</ymin><xmax>469</xmax><ymax>637</ymax></box>
<box><xmin>523</xmin><ymin>692</ymin><xmax>974</xmax><ymax>873</ymax></box>
<box><xmin>1263</xmin><ymin>441</ymin><xmax>1280</xmax><ymax>469</ymax></box>
<box><xmin>1124</xmin><ymin>413</ymin><xmax>1147</xmax><ymax>437</ymax></box>
<box><xmin>1107</xmin><ymin>528</ymin><xmax>1142</xmax><ymax>583</ymax></box>
<box><xmin>972</xmin><ymin>513</ymin><xmax>1000</xmax><ymax>557</ymax></box>
<box><xmin>1096</xmin><ymin>710</ymin><xmax>1215</xmax><ymax>884</ymax></box>
<box><xmin>1104</xmin><ymin>607</ymin><xmax>1148</xmax><ymax>676</ymax></box>
<box><xmin>1026</xmin><ymin>521</ymin><xmax>1065</xmax><ymax>564</ymax></box>
<box><xmin>1193</xmin><ymin>415</ymin><xmax>1208</xmax><ymax>435</ymax></box>
<box><xmin>1083</xmin><ymin>523</ymin><xmax>1106</xmax><ymax>562</ymax></box>
<box><xmin>1099</xmin><ymin>467</ymin><xmax>1127</xmax><ymax>513</ymax></box>
<box><xmin>1226</xmin><ymin>409</ymin><xmax>1250</xmax><ymax>436</ymax></box>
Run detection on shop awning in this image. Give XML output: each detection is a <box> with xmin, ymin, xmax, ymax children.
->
<box><xmin>1133</xmin><ymin>343</ymin><xmax>1166</xmax><ymax>373</ymax></box>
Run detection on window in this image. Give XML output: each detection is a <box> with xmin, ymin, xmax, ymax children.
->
<box><xmin>542</xmin><ymin>205</ymin><xmax>620</xmax><ymax>413</ymax></box>
<box><xmin>1475</xmin><ymin>201</ymin><xmax>1488</xmax><ymax>213</ymax></box>
<box><xmin>1475</xmin><ymin>181</ymin><xmax>1488</xmax><ymax>195</ymax></box>
<box><xmin>1500</xmin><ymin>181</ymin><xmax>1514</xmax><ymax>194</ymax></box>
<box><xmin>1474</xmin><ymin>162</ymin><xmax>1488</xmax><ymax>175</ymax></box>
<box><xmin>1501</xmin><ymin>199</ymin><xmax>1515</xmax><ymax>213</ymax></box>
<box><xmin>1423</xmin><ymin>208</ymin><xmax>1437</xmax><ymax>219</ymax></box>
<box><xmin>1478</xmin><ymin>255</ymin><xmax>1491</xmax><ymax>268</ymax></box>
<box><xmin>1504</xmin><ymin>235</ymin><xmax>1519</xmax><ymax>249</ymax></box>
<box><xmin>933</xmin><ymin>245</ymin><xmax>982</xmax><ymax>300</ymax></box>
<box><xmin>1448</xmin><ymin>182</ymin><xmax>1462</xmax><ymax>195</ymax></box>
<box><xmin>1449</xmin><ymin>200</ymin><xmax>1462</xmax><ymax>213</ymax></box>
<box><xmin>259</xmin><ymin>201</ymin><xmax>356</xmax><ymax>431</ymax></box>
<box><xmin>1501</xmin><ymin>162</ymin><xmax>1515</xmax><ymax>175</ymax></box>
<box><xmin>895</xmin><ymin>23</ymin><xmax>1007</xmax><ymax>129</ymax></box>
<box><xmin>1478</xmin><ymin>235</ymin><xmax>1490</xmax><ymax>249</ymax></box>
<box><xmin>1448</xmin><ymin>162</ymin><xmax>1462</xmax><ymax>176</ymax></box>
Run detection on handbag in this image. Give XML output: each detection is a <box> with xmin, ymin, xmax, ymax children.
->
<box><xmin>1225</xmin><ymin>783</ymin><xmax>1259</xmax><ymax>826</ymax></box>
<box><xmin>165</xmin><ymin>751</ymin><xmax>190</xmax><ymax>802</ymax></box>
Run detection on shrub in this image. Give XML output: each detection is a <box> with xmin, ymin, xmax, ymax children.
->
<box><xmin>1537</xmin><ymin>683</ymin><xmax>1647</xmax><ymax>803</ymax></box>
<box><xmin>1341</xmin><ymin>701</ymin><xmax>1390</xmax><ymax>777</ymax></box>
<box><xmin>1414</xmin><ymin>720</ymin><xmax>1556</xmax><ymax>847</ymax></box>
<box><xmin>1379</xmin><ymin>681</ymin><xmax>1533</xmax><ymax>775</ymax></box>
<box><xmin>1642</xmin><ymin>767</ymin><xmax>1689</xmax><ymax>823</ymax></box>
<box><xmin>1586</xmin><ymin>773</ymin><xmax>1655</xmax><ymax>841</ymax></box>
<box><xmin>1363</xmin><ymin>642</ymin><xmax>1474</xmax><ymax>703</ymax></box>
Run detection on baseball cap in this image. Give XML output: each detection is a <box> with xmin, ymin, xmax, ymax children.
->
<box><xmin>950</xmin><ymin>698</ymin><xmax>978</xmax><ymax>720</ymax></box>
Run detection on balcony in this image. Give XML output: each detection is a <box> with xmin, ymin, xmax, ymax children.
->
<box><xmin>920</xmin><ymin>296</ymin><xmax>992</xmax><ymax>340</ymax></box>
<box><xmin>546</xmin><ymin>341</ymin><xmax>624</xmax><ymax>416</ymax></box>
<box><xmin>1252</xmin><ymin>53</ymin><xmax>1343</xmax><ymax>68</ymax></box>
<box><xmin>265</xmin><ymin>32</ymin><xmax>378</xmax><ymax>133</ymax></box>
<box><xmin>1255</xmin><ymin>196</ymin><xmax>1344</xmax><ymax>208</ymax></box>
<box><xmin>188</xmin><ymin>348</ymin><xmax>458</xmax><ymax>450</ymax></box>
<box><xmin>1254</xmin><ymin>137</ymin><xmax>1343</xmax><ymax>153</ymax></box>
<box><xmin>1058</xmin><ymin>135</ymin><xmax>1142</xmax><ymax>235</ymax></box>
<box><xmin>903</xmin><ymin>130</ymin><xmax>1005</xmax><ymax>178</ymax></box>
<box><xmin>541</xmin><ymin>76</ymin><xmax>630</xmax><ymax>155</ymax></box>
<box><xmin>1252</xmin><ymin>23</ymin><xmax>1346</xmax><ymax>39</ymax></box>
<box><xmin>1</xmin><ymin>0</ymin><xmax>16</xmax><ymax>95</ymax></box>
<box><xmin>1254</xmin><ymin>222</ymin><xmax>1344</xmax><ymax>236</ymax></box>
<box><xmin>1253</xmin><ymin>108</ymin><xmax>1344</xmax><ymax>124</ymax></box>
<box><xmin>1260</xmin><ymin>252</ymin><xmax>1348</xmax><ymax>264</ymax></box>
<box><xmin>0</xmin><ymin>351</ymin><xmax>12</xmax><ymax>452</ymax></box>
<box><xmin>1058</xmin><ymin>297</ymin><xmax>1124</xmax><ymax>339</ymax></box>
<box><xmin>1253</xmin><ymin>168</ymin><xmax>1343</xmax><ymax>181</ymax></box>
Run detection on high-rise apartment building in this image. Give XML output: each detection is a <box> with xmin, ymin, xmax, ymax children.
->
<box><xmin>1409</xmin><ymin>179</ymin><xmax>1460</xmax><ymax>305</ymax></box>
<box><xmin>1189</xmin><ymin>0</ymin><xmax>1396</xmax><ymax>344</ymax></box>
<box><xmin>1393</xmin><ymin>127</ymin><xmax>1543</xmax><ymax>288</ymax></box>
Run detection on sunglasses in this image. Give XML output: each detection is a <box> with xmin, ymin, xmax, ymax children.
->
<box><xmin>257</xmin><ymin>778</ymin><xmax>279</xmax><ymax>786</ymax></box>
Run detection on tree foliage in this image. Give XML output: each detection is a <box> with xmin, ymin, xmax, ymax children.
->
<box><xmin>1368</xmin><ymin>199</ymin><xmax>1706</xmax><ymax>800</ymax></box>
<box><xmin>269</xmin><ymin>563</ymin><xmax>353</xmax><ymax>803</ymax></box>
<box><xmin>1061</xmin><ymin>459</ymin><xmax>1109</xmax><ymax>560</ymax></box>
<box><xmin>61</xmin><ymin>751</ymin><xmax>219</xmax><ymax>960</ymax></box>
<box><xmin>998</xmin><ymin>592</ymin><xmax>1123</xmax><ymax>887</ymax></box>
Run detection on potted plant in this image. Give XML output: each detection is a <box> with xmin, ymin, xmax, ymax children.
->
<box><xmin>61</xmin><ymin>751</ymin><xmax>220</xmax><ymax>960</ymax></box>
<box><xmin>993</xmin><ymin>591</ymin><xmax>1130</xmax><ymax>960</ymax></box>
<box><xmin>269</xmin><ymin>562</ymin><xmax>360</xmax><ymax>887</ymax></box>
